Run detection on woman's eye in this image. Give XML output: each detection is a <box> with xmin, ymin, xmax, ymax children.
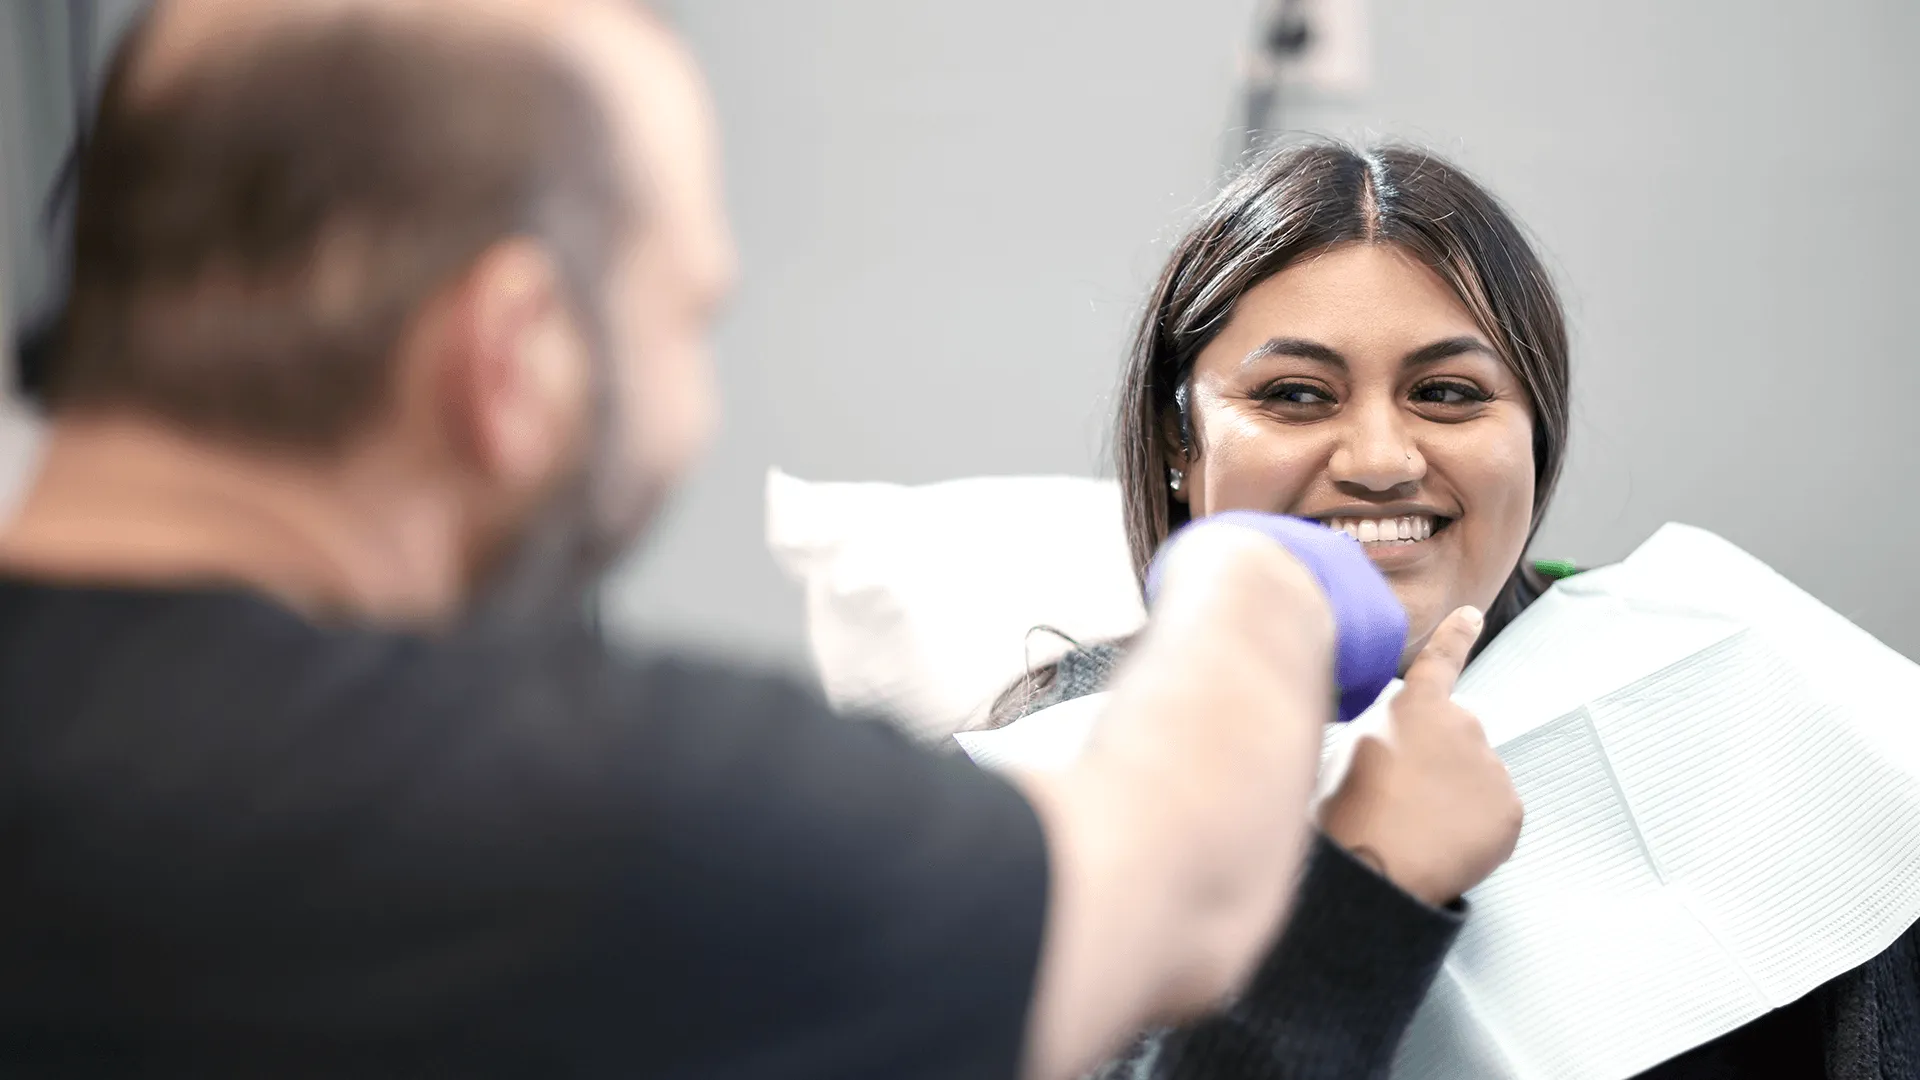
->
<box><xmin>1413</xmin><ymin>382</ymin><xmax>1488</xmax><ymax>406</ymax></box>
<box><xmin>1261</xmin><ymin>383</ymin><xmax>1334</xmax><ymax>406</ymax></box>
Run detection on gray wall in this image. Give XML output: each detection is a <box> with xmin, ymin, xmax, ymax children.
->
<box><xmin>2</xmin><ymin>1</ymin><xmax>147</xmax><ymax>507</ymax></box>
<box><xmin>1282</xmin><ymin>0</ymin><xmax>1920</xmax><ymax>652</ymax></box>
<box><xmin>603</xmin><ymin>0</ymin><xmax>1920</xmax><ymax>670</ymax></box>
<box><xmin>0</xmin><ymin>2</ymin><xmax>80</xmax><ymax>328</ymax></box>
<box><xmin>1</xmin><ymin>1</ymin><xmax>146</xmax><ymax>326</ymax></box>
<box><xmin>3</xmin><ymin>3</ymin><xmax>1913</xmax><ymax>664</ymax></box>
<box><xmin>603</xmin><ymin>0</ymin><xmax>1264</xmax><ymax>666</ymax></box>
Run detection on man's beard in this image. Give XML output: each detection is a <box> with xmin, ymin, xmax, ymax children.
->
<box><xmin>465</xmin><ymin>457</ymin><xmax>664</xmax><ymax>630</ymax></box>
<box><xmin>466</xmin><ymin>339</ymin><xmax>665</xmax><ymax>630</ymax></box>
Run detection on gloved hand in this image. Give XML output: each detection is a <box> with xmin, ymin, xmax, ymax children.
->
<box><xmin>1146</xmin><ymin>510</ymin><xmax>1408</xmax><ymax>722</ymax></box>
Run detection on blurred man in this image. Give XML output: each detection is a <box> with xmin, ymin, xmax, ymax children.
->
<box><xmin>0</xmin><ymin>2</ymin><xmax>1342</xmax><ymax>1076</ymax></box>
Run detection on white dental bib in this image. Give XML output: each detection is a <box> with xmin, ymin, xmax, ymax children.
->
<box><xmin>957</xmin><ymin>524</ymin><xmax>1920</xmax><ymax>1080</ymax></box>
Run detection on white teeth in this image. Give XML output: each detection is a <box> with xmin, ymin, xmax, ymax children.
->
<box><xmin>1323</xmin><ymin>515</ymin><xmax>1439</xmax><ymax>545</ymax></box>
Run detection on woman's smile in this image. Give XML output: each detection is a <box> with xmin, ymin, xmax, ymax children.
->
<box><xmin>1310</xmin><ymin>510</ymin><xmax>1456</xmax><ymax>570</ymax></box>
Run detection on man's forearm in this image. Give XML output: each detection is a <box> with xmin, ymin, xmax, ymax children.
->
<box><xmin>1018</xmin><ymin>528</ymin><xmax>1333</xmax><ymax>1079</ymax></box>
<box><xmin>1097</xmin><ymin>526</ymin><xmax>1333</xmax><ymax>1004</ymax></box>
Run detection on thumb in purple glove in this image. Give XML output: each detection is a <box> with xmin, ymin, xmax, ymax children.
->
<box><xmin>1145</xmin><ymin>510</ymin><xmax>1408</xmax><ymax>722</ymax></box>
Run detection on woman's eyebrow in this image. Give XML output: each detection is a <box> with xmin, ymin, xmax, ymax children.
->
<box><xmin>1241</xmin><ymin>337</ymin><xmax>1345</xmax><ymax>369</ymax></box>
<box><xmin>1240</xmin><ymin>334</ymin><xmax>1499</xmax><ymax>371</ymax></box>
<box><xmin>1403</xmin><ymin>336</ymin><xmax>1499</xmax><ymax>368</ymax></box>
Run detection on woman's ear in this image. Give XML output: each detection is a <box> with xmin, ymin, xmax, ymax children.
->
<box><xmin>1158</xmin><ymin>405</ymin><xmax>1192</xmax><ymax>506</ymax></box>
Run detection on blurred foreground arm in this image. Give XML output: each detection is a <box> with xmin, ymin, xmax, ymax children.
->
<box><xmin>1134</xmin><ymin>606</ymin><xmax>1521</xmax><ymax>1080</ymax></box>
<box><xmin>1015</xmin><ymin>524</ymin><xmax>1335</xmax><ymax>1080</ymax></box>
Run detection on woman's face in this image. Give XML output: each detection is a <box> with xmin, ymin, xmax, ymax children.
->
<box><xmin>1173</xmin><ymin>242</ymin><xmax>1536</xmax><ymax>666</ymax></box>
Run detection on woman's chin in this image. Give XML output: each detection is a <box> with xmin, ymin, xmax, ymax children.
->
<box><xmin>1395</xmin><ymin>613</ymin><xmax>1444</xmax><ymax>675</ymax></box>
<box><xmin>1395</xmin><ymin>641</ymin><xmax>1423</xmax><ymax>679</ymax></box>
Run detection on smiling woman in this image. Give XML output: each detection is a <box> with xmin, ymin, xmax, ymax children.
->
<box><xmin>985</xmin><ymin>140</ymin><xmax>1570</xmax><ymax>732</ymax></box>
<box><xmin>975</xmin><ymin>140</ymin><xmax>1574</xmax><ymax>1080</ymax></box>
<box><xmin>987</xmin><ymin>140</ymin><xmax>1918</xmax><ymax>1080</ymax></box>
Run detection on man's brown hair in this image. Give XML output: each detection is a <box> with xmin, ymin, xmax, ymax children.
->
<box><xmin>46</xmin><ymin>9</ymin><xmax>633</xmax><ymax>450</ymax></box>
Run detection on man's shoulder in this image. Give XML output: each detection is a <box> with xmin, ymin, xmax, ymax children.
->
<box><xmin>2</xmin><ymin>577</ymin><xmax>807</xmax><ymax>719</ymax></box>
<box><xmin>2</xmin><ymin>578</ymin><xmax>1027</xmax><ymax>894</ymax></box>
<box><xmin>0</xmin><ymin>580</ymin><xmax>852</xmax><ymax>813</ymax></box>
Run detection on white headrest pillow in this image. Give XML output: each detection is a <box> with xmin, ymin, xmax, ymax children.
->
<box><xmin>765</xmin><ymin>469</ymin><xmax>1147</xmax><ymax>740</ymax></box>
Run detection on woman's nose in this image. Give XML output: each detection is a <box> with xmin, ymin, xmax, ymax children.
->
<box><xmin>1327</xmin><ymin>406</ymin><xmax>1425</xmax><ymax>494</ymax></box>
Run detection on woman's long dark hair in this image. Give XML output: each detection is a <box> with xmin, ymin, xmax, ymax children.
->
<box><xmin>982</xmin><ymin>140</ymin><xmax>1570</xmax><ymax>730</ymax></box>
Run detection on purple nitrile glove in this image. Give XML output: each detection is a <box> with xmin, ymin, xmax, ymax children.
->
<box><xmin>1145</xmin><ymin>510</ymin><xmax>1408</xmax><ymax>722</ymax></box>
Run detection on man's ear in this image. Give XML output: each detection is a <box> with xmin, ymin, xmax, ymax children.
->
<box><xmin>434</xmin><ymin>241</ymin><xmax>591</xmax><ymax>490</ymax></box>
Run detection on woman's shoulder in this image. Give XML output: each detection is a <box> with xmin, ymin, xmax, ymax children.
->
<box><xmin>1045</xmin><ymin>642</ymin><xmax>1128</xmax><ymax>706</ymax></box>
<box><xmin>980</xmin><ymin>556</ymin><xmax>1581</xmax><ymax>734</ymax></box>
<box><xmin>977</xmin><ymin>639</ymin><xmax>1131</xmax><ymax>731</ymax></box>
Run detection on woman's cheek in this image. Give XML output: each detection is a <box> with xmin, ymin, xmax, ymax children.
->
<box><xmin>1477</xmin><ymin>432</ymin><xmax>1538</xmax><ymax>558</ymax></box>
<box><xmin>1201</xmin><ymin>420</ymin><xmax>1325</xmax><ymax>516</ymax></box>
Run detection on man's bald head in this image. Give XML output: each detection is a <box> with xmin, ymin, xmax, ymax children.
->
<box><xmin>47</xmin><ymin>0</ymin><xmax>655</xmax><ymax>448</ymax></box>
<box><xmin>125</xmin><ymin>0</ymin><xmax>681</xmax><ymax>98</ymax></box>
<box><xmin>30</xmin><ymin>0</ymin><xmax>731</xmax><ymax>620</ymax></box>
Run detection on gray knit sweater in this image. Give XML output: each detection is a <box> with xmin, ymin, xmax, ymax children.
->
<box><xmin>1023</xmin><ymin>644</ymin><xmax>1920</xmax><ymax>1080</ymax></box>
